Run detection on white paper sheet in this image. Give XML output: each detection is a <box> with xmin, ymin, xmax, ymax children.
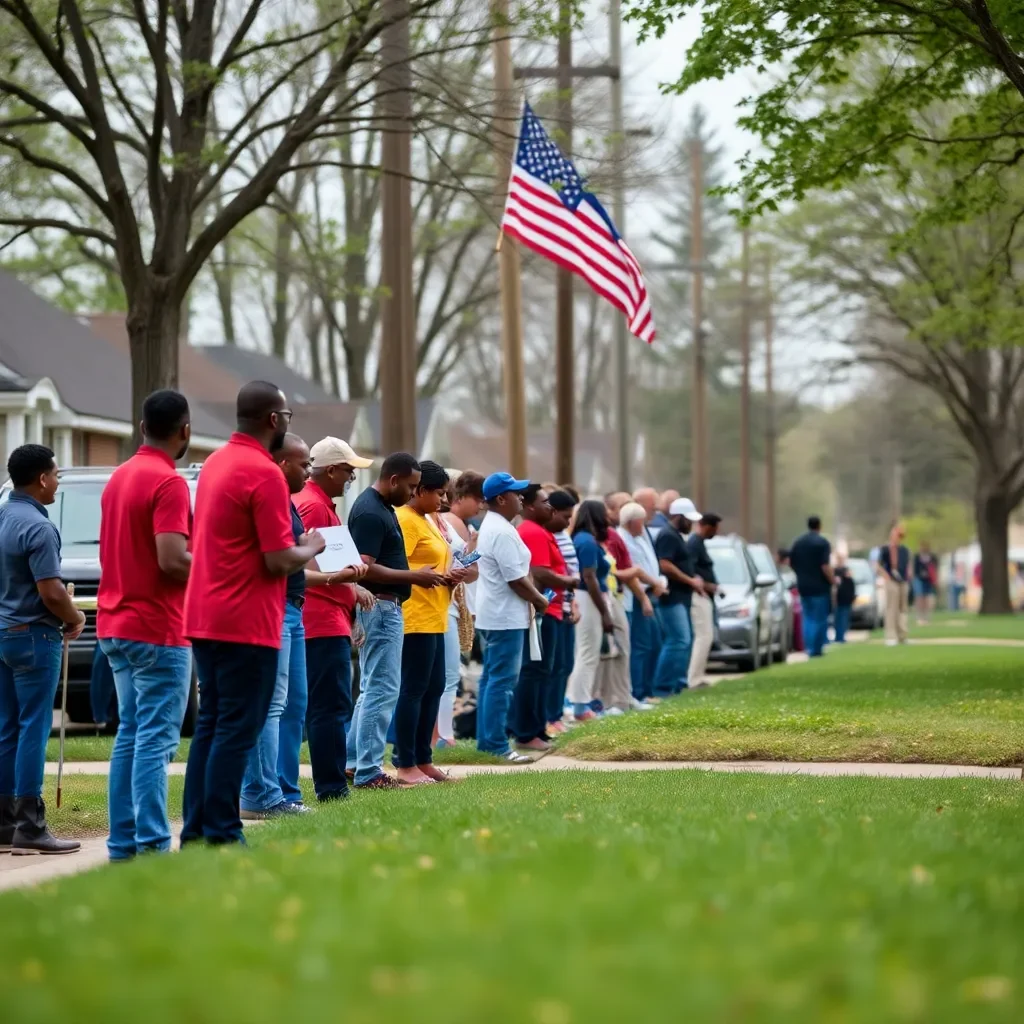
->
<box><xmin>313</xmin><ymin>525</ymin><xmax>364</xmax><ymax>573</ymax></box>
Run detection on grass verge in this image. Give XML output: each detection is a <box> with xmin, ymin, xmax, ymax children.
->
<box><xmin>561</xmin><ymin>645</ymin><xmax>1024</xmax><ymax>764</ymax></box>
<box><xmin>905</xmin><ymin>611</ymin><xmax>1024</xmax><ymax>643</ymax></box>
<box><xmin>1</xmin><ymin>771</ymin><xmax>1021</xmax><ymax>1022</ymax></box>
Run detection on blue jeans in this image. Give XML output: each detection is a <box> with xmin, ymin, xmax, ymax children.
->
<box><xmin>100</xmin><ymin>639</ymin><xmax>191</xmax><ymax>859</ymax></box>
<box><xmin>653</xmin><ymin>602</ymin><xmax>692</xmax><ymax>695</ymax></box>
<box><xmin>241</xmin><ymin>602</ymin><xmax>305</xmax><ymax>813</ymax></box>
<box><xmin>305</xmin><ymin>634</ymin><xmax>352</xmax><ymax>800</ymax></box>
<box><xmin>476</xmin><ymin>628</ymin><xmax>526</xmax><ymax>755</ymax></box>
<box><xmin>348</xmin><ymin>600</ymin><xmax>404</xmax><ymax>786</ymax></box>
<box><xmin>546</xmin><ymin>619</ymin><xmax>575</xmax><ymax>723</ymax></box>
<box><xmin>182</xmin><ymin>641</ymin><xmax>277</xmax><ymax>846</ymax></box>
<box><xmin>833</xmin><ymin>605</ymin><xmax>852</xmax><ymax>644</ymax></box>
<box><xmin>90</xmin><ymin>643</ymin><xmax>117</xmax><ymax>725</ymax></box>
<box><xmin>802</xmin><ymin>594</ymin><xmax>831</xmax><ymax>657</ymax></box>
<box><xmin>629</xmin><ymin>603</ymin><xmax>661</xmax><ymax>700</ymax></box>
<box><xmin>0</xmin><ymin>624</ymin><xmax>62</xmax><ymax>799</ymax></box>
<box><xmin>510</xmin><ymin>615</ymin><xmax>558</xmax><ymax>743</ymax></box>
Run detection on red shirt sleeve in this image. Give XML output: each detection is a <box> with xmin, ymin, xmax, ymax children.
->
<box><xmin>251</xmin><ymin>467</ymin><xmax>294</xmax><ymax>553</ymax></box>
<box><xmin>519</xmin><ymin>522</ymin><xmax>554</xmax><ymax>568</ymax></box>
<box><xmin>152</xmin><ymin>474</ymin><xmax>191</xmax><ymax>537</ymax></box>
<box><xmin>606</xmin><ymin>530</ymin><xmax>632</xmax><ymax>569</ymax></box>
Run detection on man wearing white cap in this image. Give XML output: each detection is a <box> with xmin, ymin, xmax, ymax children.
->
<box><xmin>652</xmin><ymin>497</ymin><xmax>706</xmax><ymax>696</ymax></box>
<box><xmin>291</xmin><ymin>437</ymin><xmax>372</xmax><ymax>803</ymax></box>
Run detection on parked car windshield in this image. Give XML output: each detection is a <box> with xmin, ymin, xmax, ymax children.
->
<box><xmin>707</xmin><ymin>544</ymin><xmax>751</xmax><ymax>585</ymax></box>
<box><xmin>847</xmin><ymin>558</ymin><xmax>875</xmax><ymax>586</ymax></box>
<box><xmin>748</xmin><ymin>544</ymin><xmax>778</xmax><ymax>578</ymax></box>
<box><xmin>55</xmin><ymin>482</ymin><xmax>105</xmax><ymax>557</ymax></box>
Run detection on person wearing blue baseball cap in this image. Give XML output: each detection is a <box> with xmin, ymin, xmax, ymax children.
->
<box><xmin>474</xmin><ymin>472</ymin><xmax>549</xmax><ymax>763</ymax></box>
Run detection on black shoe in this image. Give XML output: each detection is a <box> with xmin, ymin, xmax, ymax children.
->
<box><xmin>11</xmin><ymin>796</ymin><xmax>81</xmax><ymax>856</ymax></box>
<box><xmin>0</xmin><ymin>793</ymin><xmax>14</xmax><ymax>853</ymax></box>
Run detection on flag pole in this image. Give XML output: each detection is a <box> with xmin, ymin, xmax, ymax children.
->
<box><xmin>493</xmin><ymin>0</ymin><xmax>527</xmax><ymax>478</ymax></box>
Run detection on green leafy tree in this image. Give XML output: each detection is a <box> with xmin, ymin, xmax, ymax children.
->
<box><xmin>625</xmin><ymin>0</ymin><xmax>1024</xmax><ymax>226</ymax></box>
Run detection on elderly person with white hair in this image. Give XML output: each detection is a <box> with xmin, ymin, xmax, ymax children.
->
<box><xmin>617</xmin><ymin>501</ymin><xmax>668</xmax><ymax>703</ymax></box>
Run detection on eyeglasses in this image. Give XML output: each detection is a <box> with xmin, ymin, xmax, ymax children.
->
<box><xmin>276</xmin><ymin>408</ymin><xmax>294</xmax><ymax>423</ymax></box>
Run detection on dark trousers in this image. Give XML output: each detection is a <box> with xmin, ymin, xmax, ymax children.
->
<box><xmin>304</xmin><ymin>635</ymin><xmax>353</xmax><ymax>801</ymax></box>
<box><xmin>546</xmin><ymin>618</ymin><xmax>575</xmax><ymax>723</ymax></box>
<box><xmin>182</xmin><ymin>640</ymin><xmax>277</xmax><ymax>845</ymax></box>
<box><xmin>834</xmin><ymin>604</ymin><xmax>852</xmax><ymax>644</ymax></box>
<box><xmin>393</xmin><ymin>632</ymin><xmax>445</xmax><ymax>768</ymax></box>
<box><xmin>510</xmin><ymin>614</ymin><xmax>559</xmax><ymax>742</ymax></box>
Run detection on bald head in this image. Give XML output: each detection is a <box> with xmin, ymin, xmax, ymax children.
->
<box><xmin>605</xmin><ymin>490</ymin><xmax>631</xmax><ymax>526</ymax></box>
<box><xmin>272</xmin><ymin>432</ymin><xmax>311</xmax><ymax>495</ymax></box>
<box><xmin>658</xmin><ymin>489</ymin><xmax>680</xmax><ymax>513</ymax></box>
<box><xmin>633</xmin><ymin>487</ymin><xmax>657</xmax><ymax>522</ymax></box>
<box><xmin>236</xmin><ymin>380</ymin><xmax>289</xmax><ymax>450</ymax></box>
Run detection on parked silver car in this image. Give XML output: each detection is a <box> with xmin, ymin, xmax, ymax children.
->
<box><xmin>707</xmin><ymin>535</ymin><xmax>775</xmax><ymax>672</ymax></box>
<box><xmin>847</xmin><ymin>557</ymin><xmax>885</xmax><ymax>629</ymax></box>
<box><xmin>747</xmin><ymin>542</ymin><xmax>794</xmax><ymax>662</ymax></box>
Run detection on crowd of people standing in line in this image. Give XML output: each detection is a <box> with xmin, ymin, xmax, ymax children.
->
<box><xmin>0</xmin><ymin>378</ymin><xmax>731</xmax><ymax>856</ymax></box>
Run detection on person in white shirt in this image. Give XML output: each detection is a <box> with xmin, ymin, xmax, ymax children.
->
<box><xmin>618</xmin><ymin>502</ymin><xmax>668</xmax><ymax>702</ymax></box>
<box><xmin>474</xmin><ymin>473</ymin><xmax>548</xmax><ymax>763</ymax></box>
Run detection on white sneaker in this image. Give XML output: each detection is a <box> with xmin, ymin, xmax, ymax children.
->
<box><xmin>885</xmin><ymin>639</ymin><xmax>898</xmax><ymax>647</ymax></box>
<box><xmin>629</xmin><ymin>698</ymin><xmax>654</xmax><ymax>711</ymax></box>
<box><xmin>604</xmin><ymin>706</ymin><xmax>626</xmax><ymax>717</ymax></box>
<box><xmin>502</xmin><ymin>751</ymin><xmax>533</xmax><ymax>764</ymax></box>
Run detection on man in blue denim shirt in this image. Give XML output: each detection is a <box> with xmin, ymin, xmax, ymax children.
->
<box><xmin>0</xmin><ymin>444</ymin><xmax>84</xmax><ymax>855</ymax></box>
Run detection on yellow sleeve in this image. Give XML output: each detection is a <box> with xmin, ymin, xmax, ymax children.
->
<box><xmin>397</xmin><ymin>506</ymin><xmax>423</xmax><ymax>565</ymax></box>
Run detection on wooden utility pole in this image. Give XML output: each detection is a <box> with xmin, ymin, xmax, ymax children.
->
<box><xmin>690</xmin><ymin>139</ymin><xmax>707</xmax><ymax>508</ymax></box>
<box><xmin>379</xmin><ymin>0</ymin><xmax>416</xmax><ymax>455</ymax></box>
<box><xmin>609</xmin><ymin>0</ymin><xmax>630</xmax><ymax>491</ymax></box>
<box><xmin>764</xmin><ymin>249</ymin><xmax>777</xmax><ymax>554</ymax></box>
<box><xmin>513</xmin><ymin>2</ymin><xmax>623</xmax><ymax>486</ymax></box>
<box><xmin>493</xmin><ymin>0</ymin><xmax>527</xmax><ymax>478</ymax></box>
<box><xmin>739</xmin><ymin>224</ymin><xmax>751</xmax><ymax>538</ymax></box>
<box><xmin>554</xmin><ymin>0</ymin><xmax>575</xmax><ymax>484</ymax></box>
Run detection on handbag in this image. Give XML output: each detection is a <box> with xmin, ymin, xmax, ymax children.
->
<box><xmin>454</xmin><ymin>583</ymin><xmax>475</xmax><ymax>654</ymax></box>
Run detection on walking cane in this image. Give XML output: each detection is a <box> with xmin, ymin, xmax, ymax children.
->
<box><xmin>56</xmin><ymin>582</ymin><xmax>74</xmax><ymax>809</ymax></box>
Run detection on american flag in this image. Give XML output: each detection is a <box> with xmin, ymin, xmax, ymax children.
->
<box><xmin>500</xmin><ymin>102</ymin><xmax>656</xmax><ymax>344</ymax></box>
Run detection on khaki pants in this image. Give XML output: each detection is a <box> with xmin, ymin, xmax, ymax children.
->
<box><xmin>884</xmin><ymin>578</ymin><xmax>909</xmax><ymax>643</ymax></box>
<box><xmin>688</xmin><ymin>592</ymin><xmax>714</xmax><ymax>685</ymax></box>
<box><xmin>594</xmin><ymin>593</ymin><xmax>632</xmax><ymax>711</ymax></box>
<box><xmin>566</xmin><ymin>591</ymin><xmax>604</xmax><ymax>705</ymax></box>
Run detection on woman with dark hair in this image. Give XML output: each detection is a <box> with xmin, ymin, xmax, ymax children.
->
<box><xmin>394</xmin><ymin>461</ymin><xmax>466</xmax><ymax>783</ymax></box>
<box><xmin>566</xmin><ymin>499</ymin><xmax>614</xmax><ymax>721</ymax></box>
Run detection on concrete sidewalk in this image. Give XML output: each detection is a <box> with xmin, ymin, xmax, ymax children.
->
<box><xmin>45</xmin><ymin>757</ymin><xmax>1023</xmax><ymax>780</ymax></box>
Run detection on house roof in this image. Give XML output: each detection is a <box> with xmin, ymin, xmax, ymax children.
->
<box><xmin>359</xmin><ymin>398</ymin><xmax>435</xmax><ymax>454</ymax></box>
<box><xmin>197</xmin><ymin>344</ymin><xmax>339</xmax><ymax>406</ymax></box>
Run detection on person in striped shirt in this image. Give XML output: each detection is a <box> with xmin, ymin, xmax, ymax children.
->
<box><xmin>546</xmin><ymin>488</ymin><xmax>580</xmax><ymax>731</ymax></box>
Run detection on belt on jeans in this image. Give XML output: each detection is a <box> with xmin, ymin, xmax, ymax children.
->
<box><xmin>287</xmin><ymin>595</ymin><xmax>305</xmax><ymax>610</ymax></box>
<box><xmin>374</xmin><ymin>593</ymin><xmax>402</xmax><ymax>604</ymax></box>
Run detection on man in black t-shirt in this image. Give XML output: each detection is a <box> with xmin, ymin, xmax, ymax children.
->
<box><xmin>346</xmin><ymin>453</ymin><xmax>445</xmax><ymax>790</ymax></box>
<box><xmin>789</xmin><ymin>516</ymin><xmax>833</xmax><ymax>657</ymax></box>
<box><xmin>652</xmin><ymin>497</ymin><xmax>706</xmax><ymax>695</ymax></box>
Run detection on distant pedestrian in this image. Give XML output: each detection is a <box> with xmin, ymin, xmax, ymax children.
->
<box><xmin>913</xmin><ymin>542</ymin><xmax>937</xmax><ymax>625</ymax></box>
<box><xmin>687</xmin><ymin>513</ymin><xmax>721</xmax><ymax>687</ymax></box>
<box><xmin>98</xmin><ymin>390</ymin><xmax>193</xmax><ymax>859</ymax></box>
<box><xmin>0</xmin><ymin>444</ymin><xmax>84</xmax><ymax>856</ymax></box>
<box><xmin>652</xmin><ymin>497</ymin><xmax>705</xmax><ymax>694</ymax></box>
<box><xmin>879</xmin><ymin>522</ymin><xmax>911</xmax><ymax>646</ymax></box>
<box><xmin>294</xmin><ymin>437</ymin><xmax>373</xmax><ymax>804</ymax></box>
<box><xmin>182</xmin><ymin>382</ymin><xmax>325</xmax><ymax>846</ymax></box>
<box><xmin>474</xmin><ymin>473</ymin><xmax>548</xmax><ymax>762</ymax></box>
<box><xmin>789</xmin><ymin>516</ymin><xmax>834</xmax><ymax>658</ymax></box>
<box><xmin>833</xmin><ymin>563</ymin><xmax>855</xmax><ymax>643</ymax></box>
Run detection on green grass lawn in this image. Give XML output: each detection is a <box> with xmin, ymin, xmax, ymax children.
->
<box><xmin>906</xmin><ymin>611</ymin><xmax>1024</xmax><ymax>642</ymax></box>
<box><xmin>2</xmin><ymin>771</ymin><xmax>1021</xmax><ymax>1023</ymax></box>
<box><xmin>560</xmin><ymin>645</ymin><xmax>1024</xmax><ymax>765</ymax></box>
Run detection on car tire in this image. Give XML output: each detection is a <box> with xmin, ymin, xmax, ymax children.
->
<box><xmin>65</xmin><ymin>691</ymin><xmax>94</xmax><ymax>725</ymax></box>
<box><xmin>180</xmin><ymin>667</ymin><xmax>199</xmax><ymax>738</ymax></box>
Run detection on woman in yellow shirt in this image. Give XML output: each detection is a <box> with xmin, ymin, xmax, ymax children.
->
<box><xmin>394</xmin><ymin>461</ymin><xmax>465</xmax><ymax>784</ymax></box>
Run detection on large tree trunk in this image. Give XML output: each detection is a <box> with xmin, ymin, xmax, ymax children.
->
<box><xmin>126</xmin><ymin>288</ymin><xmax>181</xmax><ymax>451</ymax></box>
<box><xmin>974</xmin><ymin>472</ymin><xmax>1013</xmax><ymax>614</ymax></box>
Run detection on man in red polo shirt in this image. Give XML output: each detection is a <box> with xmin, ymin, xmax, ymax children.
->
<box><xmin>291</xmin><ymin>436</ymin><xmax>372</xmax><ymax>803</ymax></box>
<box><xmin>511</xmin><ymin>484</ymin><xmax>579</xmax><ymax>751</ymax></box>
<box><xmin>97</xmin><ymin>389</ymin><xmax>193</xmax><ymax>862</ymax></box>
<box><xmin>181</xmin><ymin>381</ymin><xmax>325</xmax><ymax>846</ymax></box>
